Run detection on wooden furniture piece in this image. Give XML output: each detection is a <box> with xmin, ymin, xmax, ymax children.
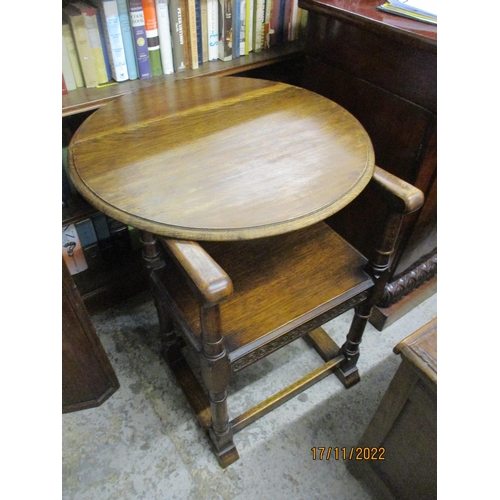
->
<box><xmin>62</xmin><ymin>259</ymin><xmax>119</xmax><ymax>413</ymax></box>
<box><xmin>298</xmin><ymin>0</ymin><xmax>437</xmax><ymax>329</ymax></box>
<box><xmin>62</xmin><ymin>26</ymin><xmax>305</xmax><ymax>307</ymax></box>
<box><xmin>350</xmin><ymin>318</ymin><xmax>437</xmax><ymax>499</ymax></box>
<box><xmin>68</xmin><ymin>76</ymin><xmax>423</xmax><ymax>466</ymax></box>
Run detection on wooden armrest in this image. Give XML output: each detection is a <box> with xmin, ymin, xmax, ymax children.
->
<box><xmin>161</xmin><ymin>238</ymin><xmax>233</xmax><ymax>307</ymax></box>
<box><xmin>372</xmin><ymin>166</ymin><xmax>424</xmax><ymax>215</ymax></box>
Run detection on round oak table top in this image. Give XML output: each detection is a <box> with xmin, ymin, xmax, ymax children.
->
<box><xmin>68</xmin><ymin>76</ymin><xmax>374</xmax><ymax>241</ymax></box>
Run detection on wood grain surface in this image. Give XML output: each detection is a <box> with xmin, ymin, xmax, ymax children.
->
<box><xmin>69</xmin><ymin>76</ymin><xmax>374</xmax><ymax>240</ymax></box>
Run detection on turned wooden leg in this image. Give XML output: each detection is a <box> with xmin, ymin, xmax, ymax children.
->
<box><xmin>200</xmin><ymin>306</ymin><xmax>239</xmax><ymax>467</ymax></box>
<box><xmin>140</xmin><ymin>231</ymin><xmax>182</xmax><ymax>362</ymax></box>
<box><xmin>337</xmin><ymin>302</ymin><xmax>372</xmax><ymax>388</ymax></box>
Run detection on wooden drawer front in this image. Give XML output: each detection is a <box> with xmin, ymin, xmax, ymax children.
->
<box><xmin>304</xmin><ymin>12</ymin><xmax>436</xmax><ymax>113</ymax></box>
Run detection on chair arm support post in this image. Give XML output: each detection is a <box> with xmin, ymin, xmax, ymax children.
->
<box><xmin>366</xmin><ymin>167</ymin><xmax>425</xmax><ymax>304</ymax></box>
<box><xmin>161</xmin><ymin>238</ymin><xmax>233</xmax><ymax>307</ymax></box>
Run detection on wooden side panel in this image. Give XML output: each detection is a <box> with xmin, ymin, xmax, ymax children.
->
<box><xmin>62</xmin><ymin>260</ymin><xmax>119</xmax><ymax>413</ymax></box>
<box><xmin>301</xmin><ymin>9</ymin><xmax>437</xmax><ymax>281</ymax></box>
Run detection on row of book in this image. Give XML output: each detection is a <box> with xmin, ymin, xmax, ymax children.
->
<box><xmin>63</xmin><ymin>213</ymin><xmax>140</xmax><ymax>275</ymax></box>
<box><xmin>62</xmin><ymin>0</ymin><xmax>308</xmax><ymax>92</ymax></box>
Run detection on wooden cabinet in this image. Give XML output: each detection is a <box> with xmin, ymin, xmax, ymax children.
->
<box><xmin>298</xmin><ymin>0</ymin><xmax>437</xmax><ymax>328</ymax></box>
<box><xmin>62</xmin><ymin>260</ymin><xmax>120</xmax><ymax>413</ymax></box>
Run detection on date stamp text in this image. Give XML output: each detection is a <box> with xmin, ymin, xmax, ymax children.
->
<box><xmin>311</xmin><ymin>447</ymin><xmax>385</xmax><ymax>460</ymax></box>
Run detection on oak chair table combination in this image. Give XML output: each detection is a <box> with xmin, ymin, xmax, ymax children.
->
<box><xmin>68</xmin><ymin>77</ymin><xmax>424</xmax><ymax>467</ymax></box>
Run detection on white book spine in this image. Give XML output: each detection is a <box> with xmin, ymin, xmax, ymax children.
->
<box><xmin>207</xmin><ymin>0</ymin><xmax>218</xmax><ymax>60</ymax></box>
<box><xmin>155</xmin><ymin>0</ymin><xmax>175</xmax><ymax>74</ymax></box>
<box><xmin>100</xmin><ymin>0</ymin><xmax>129</xmax><ymax>81</ymax></box>
<box><xmin>240</xmin><ymin>0</ymin><xmax>245</xmax><ymax>55</ymax></box>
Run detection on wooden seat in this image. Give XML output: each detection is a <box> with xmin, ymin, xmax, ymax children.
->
<box><xmin>141</xmin><ymin>167</ymin><xmax>424</xmax><ymax>467</ymax></box>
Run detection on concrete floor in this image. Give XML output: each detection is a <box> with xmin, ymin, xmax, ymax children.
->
<box><xmin>62</xmin><ymin>291</ymin><xmax>437</xmax><ymax>500</ymax></box>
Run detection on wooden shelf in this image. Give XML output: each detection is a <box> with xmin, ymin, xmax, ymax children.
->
<box><xmin>62</xmin><ymin>41</ymin><xmax>305</xmax><ymax>117</ymax></box>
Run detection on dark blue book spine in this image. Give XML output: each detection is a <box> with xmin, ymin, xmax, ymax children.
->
<box><xmin>129</xmin><ymin>0</ymin><xmax>152</xmax><ymax>79</ymax></box>
<box><xmin>196</xmin><ymin>0</ymin><xmax>203</xmax><ymax>65</ymax></box>
<box><xmin>277</xmin><ymin>0</ymin><xmax>285</xmax><ymax>44</ymax></box>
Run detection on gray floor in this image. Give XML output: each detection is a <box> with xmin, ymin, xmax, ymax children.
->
<box><xmin>62</xmin><ymin>291</ymin><xmax>437</xmax><ymax>500</ymax></box>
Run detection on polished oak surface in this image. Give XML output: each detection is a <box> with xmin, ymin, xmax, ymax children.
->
<box><xmin>299</xmin><ymin>0</ymin><xmax>437</xmax><ymax>46</ymax></box>
<box><xmin>68</xmin><ymin>76</ymin><xmax>374</xmax><ymax>241</ymax></box>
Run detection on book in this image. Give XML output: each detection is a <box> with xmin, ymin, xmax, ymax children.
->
<box><xmin>186</xmin><ymin>0</ymin><xmax>199</xmax><ymax>69</ymax></box>
<box><xmin>200</xmin><ymin>0</ymin><xmax>208</xmax><ymax>62</ymax></box>
<box><xmin>64</xmin><ymin>5</ymin><xmax>99</xmax><ymax>88</ymax></box>
<box><xmin>277</xmin><ymin>0</ymin><xmax>286</xmax><ymax>44</ymax></box>
<box><xmin>75</xmin><ymin>218</ymin><xmax>104</xmax><ymax>269</ymax></box>
<box><xmin>155</xmin><ymin>0</ymin><xmax>175</xmax><ymax>74</ymax></box>
<box><xmin>62</xmin><ymin>19</ymin><xmax>84</xmax><ymax>88</ymax></box>
<box><xmin>141</xmin><ymin>0</ymin><xmax>163</xmax><ymax>76</ymax></box>
<box><xmin>268</xmin><ymin>0</ymin><xmax>280</xmax><ymax>47</ymax></box>
<box><xmin>179</xmin><ymin>0</ymin><xmax>192</xmax><ymax>68</ymax></box>
<box><xmin>62</xmin><ymin>223</ymin><xmax>88</xmax><ymax>275</ymax></box>
<box><xmin>117</xmin><ymin>0</ymin><xmax>138</xmax><ymax>79</ymax></box>
<box><xmin>94</xmin><ymin>5</ymin><xmax>113</xmax><ymax>81</ymax></box>
<box><xmin>283</xmin><ymin>0</ymin><xmax>292</xmax><ymax>42</ymax></box>
<box><xmin>288</xmin><ymin>0</ymin><xmax>298</xmax><ymax>40</ymax></box>
<box><xmin>168</xmin><ymin>0</ymin><xmax>187</xmax><ymax>71</ymax></box>
<box><xmin>253</xmin><ymin>0</ymin><xmax>264</xmax><ymax>52</ymax></box>
<box><xmin>263</xmin><ymin>0</ymin><xmax>272</xmax><ymax>49</ymax></box>
<box><xmin>71</xmin><ymin>2</ymin><xmax>109</xmax><ymax>84</ymax></box>
<box><xmin>207</xmin><ymin>0</ymin><xmax>218</xmax><ymax>60</ymax></box>
<box><xmin>62</xmin><ymin>32</ymin><xmax>77</xmax><ymax>91</ymax></box>
<box><xmin>232</xmin><ymin>0</ymin><xmax>240</xmax><ymax>58</ymax></box>
<box><xmin>239</xmin><ymin>0</ymin><xmax>246</xmax><ymax>55</ymax></box>
<box><xmin>91</xmin><ymin>213</ymin><xmax>114</xmax><ymax>262</ymax></box>
<box><xmin>218</xmin><ymin>0</ymin><xmax>232</xmax><ymax>61</ymax></box>
<box><xmin>245</xmin><ymin>0</ymin><xmax>253</xmax><ymax>54</ymax></box>
<box><xmin>129</xmin><ymin>0</ymin><xmax>153</xmax><ymax>79</ymax></box>
<box><xmin>92</xmin><ymin>0</ymin><xmax>129</xmax><ymax>82</ymax></box>
<box><xmin>377</xmin><ymin>0</ymin><xmax>437</xmax><ymax>24</ymax></box>
<box><xmin>195</xmin><ymin>0</ymin><xmax>204</xmax><ymax>66</ymax></box>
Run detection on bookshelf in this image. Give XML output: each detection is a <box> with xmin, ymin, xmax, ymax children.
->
<box><xmin>62</xmin><ymin>0</ymin><xmax>306</xmax><ymax>308</ymax></box>
<box><xmin>63</xmin><ymin>40</ymin><xmax>305</xmax><ymax>116</ymax></box>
